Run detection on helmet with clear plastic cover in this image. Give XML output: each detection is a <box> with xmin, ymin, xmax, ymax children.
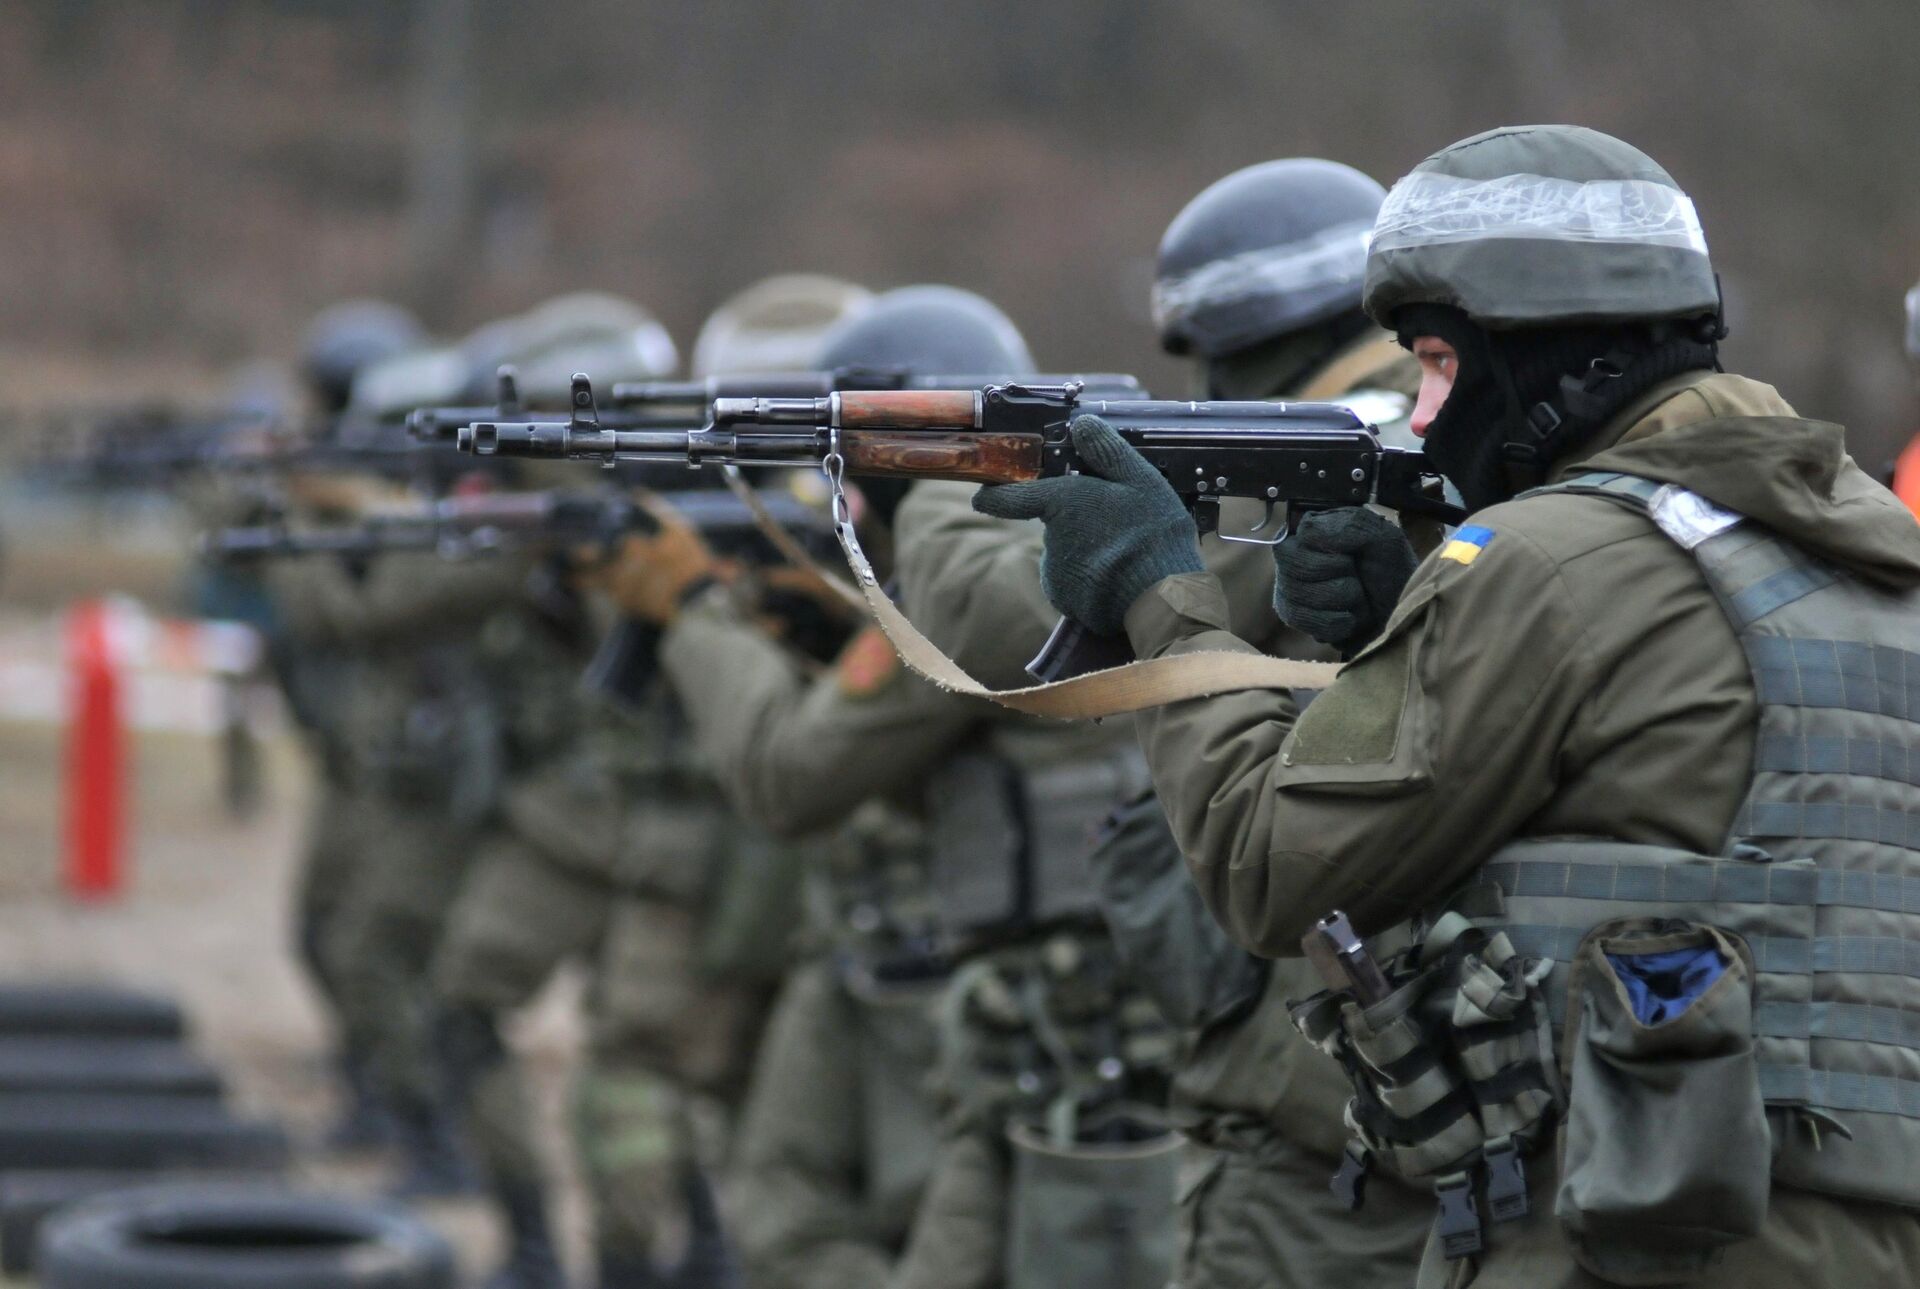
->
<box><xmin>1154</xmin><ymin>159</ymin><xmax>1386</xmax><ymax>359</ymax></box>
<box><xmin>692</xmin><ymin>275</ymin><xmax>874</xmax><ymax>377</ymax></box>
<box><xmin>1362</xmin><ymin>125</ymin><xmax>1721</xmax><ymax>333</ymax></box>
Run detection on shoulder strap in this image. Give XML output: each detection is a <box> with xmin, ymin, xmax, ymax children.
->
<box><xmin>1517</xmin><ymin>469</ymin><xmax>1664</xmax><ymax>510</ymax></box>
<box><xmin>710</xmin><ymin>470</ymin><xmax>1340</xmax><ymax>719</ymax></box>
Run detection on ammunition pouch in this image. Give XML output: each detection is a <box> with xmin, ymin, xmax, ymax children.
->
<box><xmin>933</xmin><ymin>933</ymin><xmax>1177</xmax><ymax>1139</ymax></box>
<box><xmin>1004</xmin><ymin>1105</ymin><xmax>1181</xmax><ymax>1289</ymax></box>
<box><xmin>1291</xmin><ymin>912</ymin><xmax>1561</xmax><ymax>1260</ymax></box>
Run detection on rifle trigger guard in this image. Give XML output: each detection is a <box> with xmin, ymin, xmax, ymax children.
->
<box><xmin>1215</xmin><ymin>498</ymin><xmax>1292</xmax><ymax>547</ymax></box>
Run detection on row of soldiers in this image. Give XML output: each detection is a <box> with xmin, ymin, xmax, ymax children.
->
<box><xmin>204</xmin><ymin>122</ymin><xmax>1920</xmax><ymax>1289</ymax></box>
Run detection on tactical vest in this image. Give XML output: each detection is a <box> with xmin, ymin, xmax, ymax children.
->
<box><xmin>810</xmin><ymin>801</ymin><xmax>949</xmax><ymax>988</ymax></box>
<box><xmin>924</xmin><ymin>744</ymin><xmax>1150</xmax><ymax>947</ymax></box>
<box><xmin>1294</xmin><ymin>468</ymin><xmax>1920</xmax><ymax>1269</ymax></box>
<box><xmin>1467</xmin><ymin>469</ymin><xmax>1920</xmax><ymax>1213</ymax></box>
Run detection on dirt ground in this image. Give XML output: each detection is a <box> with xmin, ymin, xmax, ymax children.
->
<box><xmin>0</xmin><ymin>714</ymin><xmax>594</xmax><ymax>1284</ymax></box>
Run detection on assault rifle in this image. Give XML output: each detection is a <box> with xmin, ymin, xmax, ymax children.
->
<box><xmin>200</xmin><ymin>487</ymin><xmax>826</xmax><ymax>563</ymax></box>
<box><xmin>405</xmin><ymin>366</ymin><xmax>1144</xmax><ymax>442</ymax></box>
<box><xmin>456</xmin><ymin>376</ymin><xmax>1464</xmax><ymax>678</ymax></box>
<box><xmin>207</xmin><ymin>486</ymin><xmax>842</xmax><ymax>705</ymax></box>
<box><xmin>404</xmin><ymin>369</ymin><xmax>697</xmax><ymax>444</ymax></box>
<box><xmin>458</xmin><ymin>376</ymin><xmax>1463</xmax><ymax>541</ymax></box>
<box><xmin>36</xmin><ymin>408</ymin><xmax>439</xmax><ymax>491</ymax></box>
<box><xmin>603</xmin><ymin>367</ymin><xmax>1145</xmax><ymax>411</ymax></box>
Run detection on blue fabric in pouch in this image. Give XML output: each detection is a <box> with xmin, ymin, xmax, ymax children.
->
<box><xmin>1604</xmin><ymin>945</ymin><xmax>1728</xmax><ymax>1026</ymax></box>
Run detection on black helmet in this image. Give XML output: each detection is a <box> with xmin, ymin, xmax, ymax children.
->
<box><xmin>815</xmin><ymin>285</ymin><xmax>1035</xmax><ymax>377</ymax></box>
<box><xmin>1154</xmin><ymin>160</ymin><xmax>1385</xmax><ymax>359</ymax></box>
<box><xmin>301</xmin><ymin>301</ymin><xmax>426</xmax><ymax>413</ymax></box>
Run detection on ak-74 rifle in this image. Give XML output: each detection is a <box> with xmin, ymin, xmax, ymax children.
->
<box><xmin>199</xmin><ymin>487</ymin><xmax>824</xmax><ymax>562</ymax></box>
<box><xmin>601</xmin><ymin>366</ymin><xmax>1145</xmax><ymax>411</ymax></box>
<box><xmin>404</xmin><ymin>366</ymin><xmax>1145</xmax><ymax>443</ymax></box>
<box><xmin>454</xmin><ymin>375</ymin><xmax>1465</xmax><ymax>677</ymax></box>
<box><xmin>206</xmin><ymin>486</ymin><xmax>843</xmax><ymax>705</ymax></box>
<box><xmin>35</xmin><ymin>408</ymin><xmax>442</xmax><ymax>491</ymax></box>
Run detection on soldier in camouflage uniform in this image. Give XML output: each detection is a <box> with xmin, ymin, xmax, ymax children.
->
<box><xmin>978</xmin><ymin>123</ymin><xmax>1920</xmax><ymax>1289</ymax></box>
<box><xmin>1095</xmin><ymin>160</ymin><xmax>1435</xmax><ymax>1288</ymax></box>
<box><xmin>426</xmin><ymin>280</ymin><xmax>871</xmax><ymax>1289</ymax></box>
<box><xmin>254</xmin><ymin>302</ymin><xmax>426</xmax><ymax>1149</ymax></box>
<box><xmin>602</xmin><ymin>287</ymin><xmax>1248</xmax><ymax>1289</ymax></box>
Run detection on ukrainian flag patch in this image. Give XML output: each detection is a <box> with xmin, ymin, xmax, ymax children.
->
<box><xmin>1439</xmin><ymin>525</ymin><xmax>1495</xmax><ymax>566</ymax></box>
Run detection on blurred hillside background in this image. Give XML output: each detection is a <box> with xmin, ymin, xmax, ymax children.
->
<box><xmin>2</xmin><ymin>0</ymin><xmax>1918</xmax><ymax>457</ymax></box>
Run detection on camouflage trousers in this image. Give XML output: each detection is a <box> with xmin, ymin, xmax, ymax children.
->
<box><xmin>729</xmin><ymin>958</ymin><xmax>945</xmax><ymax>1289</ymax></box>
<box><xmin>1178</xmin><ymin>1142</ymin><xmax>1430</xmax><ymax>1289</ymax></box>
<box><xmin>291</xmin><ymin>778</ymin><xmax>382</xmax><ymax>1030</ymax></box>
<box><xmin>321</xmin><ymin>793</ymin><xmax>479</xmax><ymax>1112</ymax></box>
<box><xmin>429</xmin><ymin>829</ymin><xmax>772</xmax><ymax>1264</ymax></box>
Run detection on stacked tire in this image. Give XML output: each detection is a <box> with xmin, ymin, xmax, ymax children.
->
<box><xmin>0</xmin><ymin>983</ymin><xmax>290</xmax><ymax>1275</ymax></box>
<box><xmin>38</xmin><ymin>1185</ymin><xmax>453</xmax><ymax>1288</ymax></box>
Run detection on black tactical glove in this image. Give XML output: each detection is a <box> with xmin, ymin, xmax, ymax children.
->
<box><xmin>1272</xmin><ymin>506</ymin><xmax>1417</xmax><ymax>654</ymax></box>
<box><xmin>972</xmin><ymin>415</ymin><xmax>1203</xmax><ymax>637</ymax></box>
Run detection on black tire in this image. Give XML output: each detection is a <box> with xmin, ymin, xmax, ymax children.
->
<box><xmin>0</xmin><ymin>1168</ymin><xmax>280</xmax><ymax>1275</ymax></box>
<box><xmin>0</xmin><ymin>986</ymin><xmax>185</xmax><ymax>1040</ymax></box>
<box><xmin>0</xmin><ymin>1038</ymin><xmax>223</xmax><ymax>1096</ymax></box>
<box><xmin>0</xmin><ymin>1096</ymin><xmax>288</xmax><ymax>1171</ymax></box>
<box><xmin>38</xmin><ymin>1184</ymin><xmax>454</xmax><ymax>1288</ymax></box>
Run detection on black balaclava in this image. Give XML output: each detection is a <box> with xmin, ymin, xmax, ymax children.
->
<box><xmin>1394</xmin><ymin>303</ymin><xmax>1720</xmax><ymax>513</ymax></box>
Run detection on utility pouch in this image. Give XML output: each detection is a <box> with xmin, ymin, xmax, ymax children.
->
<box><xmin>1004</xmin><ymin>1105</ymin><xmax>1181</xmax><ymax>1289</ymax></box>
<box><xmin>1292</xmin><ymin>915</ymin><xmax>1560</xmax><ymax>1258</ymax></box>
<box><xmin>1555</xmin><ymin>918</ymin><xmax>1769</xmax><ymax>1286</ymax></box>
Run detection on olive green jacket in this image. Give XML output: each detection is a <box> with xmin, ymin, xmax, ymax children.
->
<box><xmin>1123</xmin><ymin>371</ymin><xmax>1920</xmax><ymax>957</ymax></box>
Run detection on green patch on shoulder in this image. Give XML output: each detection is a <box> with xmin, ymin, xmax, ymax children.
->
<box><xmin>1286</xmin><ymin>635</ymin><xmax>1412</xmax><ymax>766</ymax></box>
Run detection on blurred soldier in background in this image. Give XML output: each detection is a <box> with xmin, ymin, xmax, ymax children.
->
<box><xmin>1096</xmin><ymin>159</ymin><xmax>1434</xmax><ymax>1288</ymax></box>
<box><xmin>690</xmin><ymin>274</ymin><xmax>876</xmax><ymax>377</ymax></box>
<box><xmin>428</xmin><ymin>275</ymin><xmax>868</xmax><ymax>1289</ymax></box>
<box><xmin>677</xmin><ymin>284</ymin><xmax>971</xmax><ymax>1289</ymax></box>
<box><xmin>602</xmin><ymin>286</ymin><xmax>1188</xmax><ymax>1289</ymax></box>
<box><xmin>251</xmin><ymin>301</ymin><xmax>426</xmax><ymax>1150</ymax></box>
<box><xmin>309</xmin><ymin>290</ymin><xmax>703</xmax><ymax>1289</ymax></box>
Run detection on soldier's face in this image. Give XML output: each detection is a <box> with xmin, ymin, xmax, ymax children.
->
<box><xmin>1409</xmin><ymin>336</ymin><xmax>1458</xmax><ymax>438</ymax></box>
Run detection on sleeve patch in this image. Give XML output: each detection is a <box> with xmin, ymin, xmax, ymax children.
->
<box><xmin>1284</xmin><ymin>633</ymin><xmax>1412</xmax><ymax>767</ymax></box>
<box><xmin>835</xmin><ymin>625</ymin><xmax>902</xmax><ymax>697</ymax></box>
<box><xmin>1439</xmin><ymin>525</ymin><xmax>1496</xmax><ymax>566</ymax></box>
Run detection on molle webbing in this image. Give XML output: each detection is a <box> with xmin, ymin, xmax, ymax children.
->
<box><xmin>926</xmin><ymin>746</ymin><xmax>1150</xmax><ymax>941</ymax></box>
<box><xmin>1481</xmin><ymin>467</ymin><xmax>1920</xmax><ymax>1208</ymax></box>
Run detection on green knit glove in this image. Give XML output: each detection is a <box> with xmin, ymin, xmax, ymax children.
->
<box><xmin>972</xmin><ymin>415</ymin><xmax>1203</xmax><ymax>636</ymax></box>
<box><xmin>1271</xmin><ymin>506</ymin><xmax>1417</xmax><ymax>654</ymax></box>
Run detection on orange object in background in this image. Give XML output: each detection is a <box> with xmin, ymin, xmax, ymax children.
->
<box><xmin>1893</xmin><ymin>434</ymin><xmax>1920</xmax><ymax>521</ymax></box>
<box><xmin>63</xmin><ymin>600</ymin><xmax>126</xmax><ymax>900</ymax></box>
